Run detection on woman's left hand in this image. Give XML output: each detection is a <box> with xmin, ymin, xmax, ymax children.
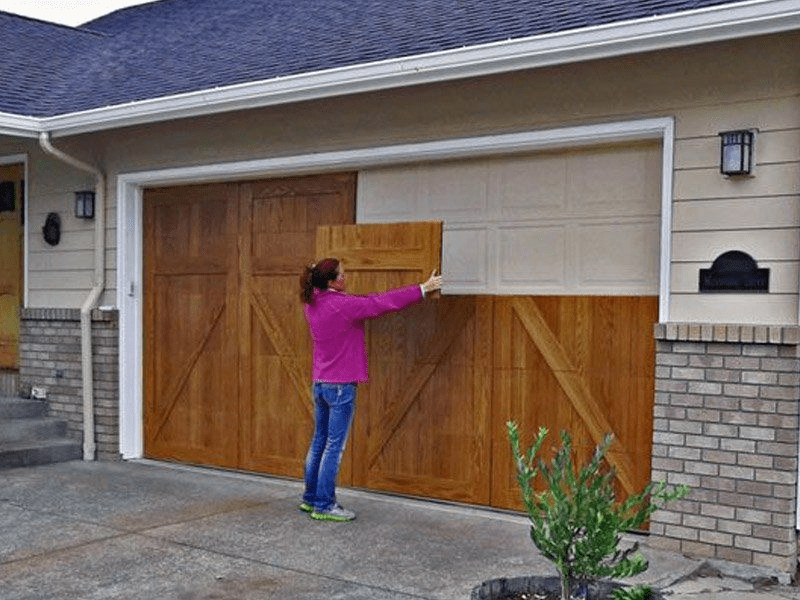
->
<box><xmin>421</xmin><ymin>270</ymin><xmax>442</xmax><ymax>294</ymax></box>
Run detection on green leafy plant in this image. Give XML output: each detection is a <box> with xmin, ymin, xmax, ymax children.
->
<box><xmin>611</xmin><ymin>585</ymin><xmax>654</xmax><ymax>600</ymax></box>
<box><xmin>508</xmin><ymin>421</ymin><xmax>690</xmax><ymax>600</ymax></box>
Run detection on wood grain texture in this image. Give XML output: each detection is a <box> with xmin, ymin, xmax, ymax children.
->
<box><xmin>240</xmin><ymin>174</ymin><xmax>356</xmax><ymax>476</ymax></box>
<box><xmin>491</xmin><ymin>296</ymin><xmax>657</xmax><ymax>510</ymax></box>
<box><xmin>0</xmin><ymin>163</ymin><xmax>23</xmax><ymax>369</ymax></box>
<box><xmin>143</xmin><ymin>175</ymin><xmax>356</xmax><ymax>472</ymax></box>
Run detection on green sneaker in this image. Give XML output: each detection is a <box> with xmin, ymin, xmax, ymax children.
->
<box><xmin>310</xmin><ymin>503</ymin><xmax>355</xmax><ymax>522</ymax></box>
<box><xmin>298</xmin><ymin>502</ymin><xmax>313</xmax><ymax>513</ymax></box>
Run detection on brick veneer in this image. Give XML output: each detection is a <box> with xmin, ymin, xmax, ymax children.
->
<box><xmin>651</xmin><ymin>323</ymin><xmax>800</xmax><ymax>574</ymax></box>
<box><xmin>18</xmin><ymin>308</ymin><xmax>120</xmax><ymax>461</ymax></box>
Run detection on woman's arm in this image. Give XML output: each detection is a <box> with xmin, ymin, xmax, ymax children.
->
<box><xmin>338</xmin><ymin>271</ymin><xmax>442</xmax><ymax>320</ymax></box>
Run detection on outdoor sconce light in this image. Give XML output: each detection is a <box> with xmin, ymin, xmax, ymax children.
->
<box><xmin>719</xmin><ymin>130</ymin><xmax>755</xmax><ymax>176</ymax></box>
<box><xmin>74</xmin><ymin>190</ymin><xmax>95</xmax><ymax>219</ymax></box>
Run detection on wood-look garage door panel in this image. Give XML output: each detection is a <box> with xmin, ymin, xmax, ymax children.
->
<box><xmin>316</xmin><ymin>222</ymin><xmax>491</xmax><ymax>504</ymax></box>
<box><xmin>361</xmin><ymin>296</ymin><xmax>492</xmax><ymax>503</ymax></box>
<box><xmin>249</xmin><ymin>176</ymin><xmax>357</xmax><ymax>274</ymax></box>
<box><xmin>144</xmin><ymin>183</ymin><xmax>239</xmax><ymax>467</ymax></box>
<box><xmin>239</xmin><ymin>176</ymin><xmax>356</xmax><ymax>475</ymax></box>
<box><xmin>147</xmin><ymin>187</ymin><xmax>233</xmax><ymax>272</ymax></box>
<box><xmin>240</xmin><ymin>280</ymin><xmax>315</xmax><ymax>475</ymax></box>
<box><xmin>491</xmin><ymin>296</ymin><xmax>657</xmax><ymax>510</ymax></box>
<box><xmin>144</xmin><ymin>174</ymin><xmax>656</xmax><ymax>512</ymax></box>
<box><xmin>148</xmin><ymin>282</ymin><xmax>238</xmax><ymax>466</ymax></box>
<box><xmin>145</xmin><ymin>174</ymin><xmax>355</xmax><ymax>475</ymax></box>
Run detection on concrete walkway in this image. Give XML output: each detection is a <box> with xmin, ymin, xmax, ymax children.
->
<box><xmin>1</xmin><ymin>460</ymin><xmax>798</xmax><ymax>599</ymax></box>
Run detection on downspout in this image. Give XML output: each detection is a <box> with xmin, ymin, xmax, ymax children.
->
<box><xmin>38</xmin><ymin>132</ymin><xmax>105</xmax><ymax>461</ymax></box>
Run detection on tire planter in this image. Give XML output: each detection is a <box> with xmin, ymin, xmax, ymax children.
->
<box><xmin>470</xmin><ymin>575</ymin><xmax>666</xmax><ymax>600</ymax></box>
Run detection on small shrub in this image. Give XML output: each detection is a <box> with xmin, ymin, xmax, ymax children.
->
<box><xmin>508</xmin><ymin>421</ymin><xmax>690</xmax><ymax>600</ymax></box>
<box><xmin>611</xmin><ymin>585</ymin><xmax>653</xmax><ymax>600</ymax></box>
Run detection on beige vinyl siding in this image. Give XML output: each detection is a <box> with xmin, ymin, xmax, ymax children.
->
<box><xmin>671</xmin><ymin>95</ymin><xmax>800</xmax><ymax>324</ymax></box>
<box><xmin>25</xmin><ymin>152</ymin><xmax>116</xmax><ymax>307</ymax></box>
<box><xmin>5</xmin><ymin>30</ymin><xmax>798</xmax><ymax>323</ymax></box>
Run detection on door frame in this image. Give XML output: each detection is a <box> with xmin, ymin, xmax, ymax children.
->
<box><xmin>118</xmin><ymin>117</ymin><xmax>675</xmax><ymax>459</ymax></box>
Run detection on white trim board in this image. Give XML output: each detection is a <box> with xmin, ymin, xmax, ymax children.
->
<box><xmin>117</xmin><ymin>117</ymin><xmax>675</xmax><ymax>458</ymax></box>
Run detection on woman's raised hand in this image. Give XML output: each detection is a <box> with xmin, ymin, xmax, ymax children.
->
<box><xmin>421</xmin><ymin>270</ymin><xmax>442</xmax><ymax>295</ymax></box>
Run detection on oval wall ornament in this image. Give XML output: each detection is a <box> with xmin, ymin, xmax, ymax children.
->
<box><xmin>42</xmin><ymin>212</ymin><xmax>61</xmax><ymax>246</ymax></box>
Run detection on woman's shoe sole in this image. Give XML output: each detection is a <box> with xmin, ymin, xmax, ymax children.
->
<box><xmin>310</xmin><ymin>511</ymin><xmax>355</xmax><ymax>522</ymax></box>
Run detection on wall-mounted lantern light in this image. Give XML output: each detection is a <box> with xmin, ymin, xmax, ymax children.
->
<box><xmin>74</xmin><ymin>190</ymin><xmax>95</xmax><ymax>219</ymax></box>
<box><xmin>719</xmin><ymin>130</ymin><xmax>754</xmax><ymax>176</ymax></box>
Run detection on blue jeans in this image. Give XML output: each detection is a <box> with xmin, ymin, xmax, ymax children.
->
<box><xmin>303</xmin><ymin>382</ymin><xmax>357</xmax><ymax>511</ymax></box>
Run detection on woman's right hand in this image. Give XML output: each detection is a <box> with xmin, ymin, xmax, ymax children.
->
<box><xmin>421</xmin><ymin>270</ymin><xmax>442</xmax><ymax>295</ymax></box>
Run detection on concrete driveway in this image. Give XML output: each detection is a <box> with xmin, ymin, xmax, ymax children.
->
<box><xmin>1</xmin><ymin>461</ymin><xmax>798</xmax><ymax>599</ymax></box>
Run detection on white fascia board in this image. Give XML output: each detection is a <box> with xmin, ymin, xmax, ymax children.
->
<box><xmin>21</xmin><ymin>0</ymin><xmax>800</xmax><ymax>137</ymax></box>
<box><xmin>0</xmin><ymin>112</ymin><xmax>41</xmax><ymax>138</ymax></box>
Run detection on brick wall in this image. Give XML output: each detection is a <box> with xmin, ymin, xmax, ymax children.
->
<box><xmin>18</xmin><ymin>308</ymin><xmax>120</xmax><ymax>461</ymax></box>
<box><xmin>651</xmin><ymin>323</ymin><xmax>800</xmax><ymax>574</ymax></box>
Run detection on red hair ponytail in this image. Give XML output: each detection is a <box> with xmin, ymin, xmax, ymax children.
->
<box><xmin>299</xmin><ymin>258</ymin><xmax>340</xmax><ymax>303</ymax></box>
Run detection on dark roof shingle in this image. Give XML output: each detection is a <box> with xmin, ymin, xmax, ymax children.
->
<box><xmin>0</xmin><ymin>0</ymin><xmax>752</xmax><ymax>117</ymax></box>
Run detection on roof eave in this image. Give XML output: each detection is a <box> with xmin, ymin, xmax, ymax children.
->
<box><xmin>8</xmin><ymin>0</ymin><xmax>800</xmax><ymax>138</ymax></box>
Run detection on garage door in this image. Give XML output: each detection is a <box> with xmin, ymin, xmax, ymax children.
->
<box><xmin>143</xmin><ymin>143</ymin><xmax>660</xmax><ymax>510</ymax></box>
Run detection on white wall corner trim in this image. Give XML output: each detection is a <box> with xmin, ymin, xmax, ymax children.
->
<box><xmin>117</xmin><ymin>117</ymin><xmax>675</xmax><ymax>459</ymax></box>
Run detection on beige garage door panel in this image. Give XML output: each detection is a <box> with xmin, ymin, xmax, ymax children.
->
<box><xmin>358</xmin><ymin>141</ymin><xmax>662</xmax><ymax>295</ymax></box>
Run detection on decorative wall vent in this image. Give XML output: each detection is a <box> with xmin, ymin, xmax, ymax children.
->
<box><xmin>699</xmin><ymin>250</ymin><xmax>769</xmax><ymax>293</ymax></box>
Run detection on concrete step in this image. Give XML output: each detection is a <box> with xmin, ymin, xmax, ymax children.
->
<box><xmin>0</xmin><ymin>396</ymin><xmax>82</xmax><ymax>469</ymax></box>
<box><xmin>0</xmin><ymin>417</ymin><xmax>68</xmax><ymax>443</ymax></box>
<box><xmin>0</xmin><ymin>439</ymin><xmax>82</xmax><ymax>470</ymax></box>
<box><xmin>0</xmin><ymin>396</ymin><xmax>48</xmax><ymax>420</ymax></box>
<box><xmin>0</xmin><ymin>369</ymin><xmax>19</xmax><ymax>397</ymax></box>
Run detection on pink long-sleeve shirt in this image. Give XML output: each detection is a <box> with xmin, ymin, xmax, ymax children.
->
<box><xmin>304</xmin><ymin>285</ymin><xmax>424</xmax><ymax>383</ymax></box>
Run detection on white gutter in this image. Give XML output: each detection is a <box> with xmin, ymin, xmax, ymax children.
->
<box><xmin>0</xmin><ymin>0</ymin><xmax>796</xmax><ymax>139</ymax></box>
<box><xmin>0</xmin><ymin>112</ymin><xmax>40</xmax><ymax>138</ymax></box>
<box><xmin>38</xmin><ymin>132</ymin><xmax>105</xmax><ymax>461</ymax></box>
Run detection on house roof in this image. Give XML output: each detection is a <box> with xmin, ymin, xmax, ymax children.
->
<box><xmin>1</xmin><ymin>0</ymin><xmax>799</xmax><ymax>137</ymax></box>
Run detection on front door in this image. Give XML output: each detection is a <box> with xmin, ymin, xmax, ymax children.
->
<box><xmin>0</xmin><ymin>163</ymin><xmax>24</xmax><ymax>372</ymax></box>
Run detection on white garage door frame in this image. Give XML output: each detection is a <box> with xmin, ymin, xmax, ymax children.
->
<box><xmin>117</xmin><ymin>116</ymin><xmax>675</xmax><ymax>459</ymax></box>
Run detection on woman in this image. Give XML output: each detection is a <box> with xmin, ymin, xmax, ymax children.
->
<box><xmin>298</xmin><ymin>258</ymin><xmax>442</xmax><ymax>521</ymax></box>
